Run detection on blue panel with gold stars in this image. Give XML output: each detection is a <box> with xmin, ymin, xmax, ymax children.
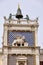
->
<box><xmin>8</xmin><ymin>31</ymin><xmax>35</xmax><ymax>46</ymax></box>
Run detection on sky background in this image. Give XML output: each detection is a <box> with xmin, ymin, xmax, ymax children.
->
<box><xmin>0</xmin><ymin>0</ymin><xmax>43</xmax><ymax>48</ymax></box>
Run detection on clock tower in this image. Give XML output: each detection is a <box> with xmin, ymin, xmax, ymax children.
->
<box><xmin>2</xmin><ymin>5</ymin><xmax>40</xmax><ymax>65</ymax></box>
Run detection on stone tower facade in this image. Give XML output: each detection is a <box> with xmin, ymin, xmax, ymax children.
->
<box><xmin>0</xmin><ymin>6</ymin><xmax>43</xmax><ymax>65</ymax></box>
<box><xmin>3</xmin><ymin>8</ymin><xmax>40</xmax><ymax>65</ymax></box>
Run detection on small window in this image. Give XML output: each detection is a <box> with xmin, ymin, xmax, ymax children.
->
<box><xmin>19</xmin><ymin>62</ymin><xmax>24</xmax><ymax>65</ymax></box>
<box><xmin>14</xmin><ymin>43</ymin><xmax>16</xmax><ymax>46</ymax></box>
<box><xmin>22</xmin><ymin>44</ymin><xmax>24</xmax><ymax>46</ymax></box>
<box><xmin>17</xmin><ymin>44</ymin><xmax>20</xmax><ymax>46</ymax></box>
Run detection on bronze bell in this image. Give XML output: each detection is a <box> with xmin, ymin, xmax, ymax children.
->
<box><xmin>16</xmin><ymin>4</ymin><xmax>23</xmax><ymax>19</ymax></box>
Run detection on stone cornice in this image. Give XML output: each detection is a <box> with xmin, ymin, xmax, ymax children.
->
<box><xmin>3</xmin><ymin>45</ymin><xmax>40</xmax><ymax>49</ymax></box>
<box><xmin>4</xmin><ymin>23</ymin><xmax>39</xmax><ymax>27</ymax></box>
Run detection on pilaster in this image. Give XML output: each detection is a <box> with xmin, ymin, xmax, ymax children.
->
<box><xmin>35</xmin><ymin>28</ymin><xmax>38</xmax><ymax>46</ymax></box>
<box><xmin>3</xmin><ymin>26</ymin><xmax>8</xmax><ymax>46</ymax></box>
<box><xmin>16</xmin><ymin>61</ymin><xmax>18</xmax><ymax>65</ymax></box>
<box><xmin>35</xmin><ymin>55</ymin><xmax>40</xmax><ymax>65</ymax></box>
<box><xmin>25</xmin><ymin>61</ymin><xmax>27</xmax><ymax>65</ymax></box>
<box><xmin>2</xmin><ymin>54</ymin><xmax>8</xmax><ymax>65</ymax></box>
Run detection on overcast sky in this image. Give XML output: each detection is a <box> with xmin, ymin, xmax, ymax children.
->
<box><xmin>0</xmin><ymin>0</ymin><xmax>43</xmax><ymax>48</ymax></box>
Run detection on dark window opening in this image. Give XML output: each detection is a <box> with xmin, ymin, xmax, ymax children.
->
<box><xmin>22</xmin><ymin>44</ymin><xmax>24</xmax><ymax>46</ymax></box>
<box><xmin>40</xmin><ymin>61</ymin><xmax>43</xmax><ymax>65</ymax></box>
<box><xmin>14</xmin><ymin>43</ymin><xmax>16</xmax><ymax>46</ymax></box>
<box><xmin>17</xmin><ymin>44</ymin><xmax>20</xmax><ymax>46</ymax></box>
